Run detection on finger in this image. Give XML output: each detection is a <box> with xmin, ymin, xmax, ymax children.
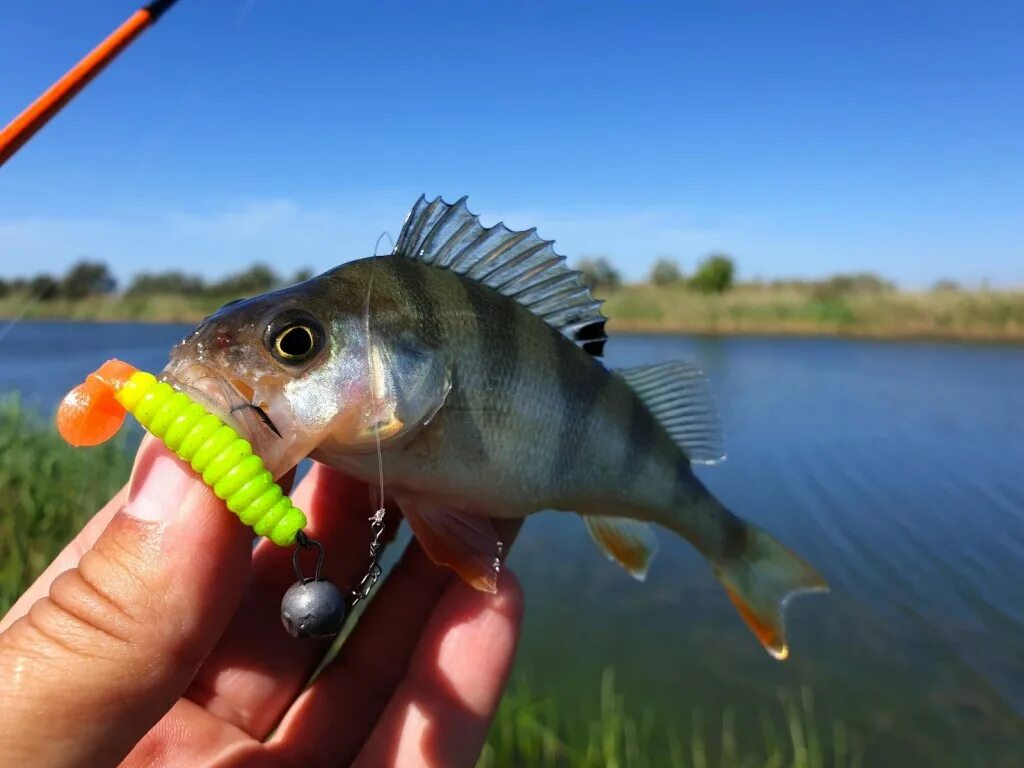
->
<box><xmin>0</xmin><ymin>436</ymin><xmax>254</xmax><ymax>767</ymax></box>
<box><xmin>0</xmin><ymin>484</ymin><xmax>127</xmax><ymax>632</ymax></box>
<box><xmin>186</xmin><ymin>463</ymin><xmax>399</xmax><ymax>739</ymax></box>
<box><xmin>270</xmin><ymin>519</ymin><xmax>522</xmax><ymax>768</ymax></box>
<box><xmin>355</xmin><ymin>573</ymin><xmax>524</xmax><ymax>768</ymax></box>
<box><xmin>0</xmin><ymin>466</ymin><xmax>299</xmax><ymax>634</ymax></box>
<box><xmin>271</xmin><ymin>542</ymin><xmax>454</xmax><ymax>767</ymax></box>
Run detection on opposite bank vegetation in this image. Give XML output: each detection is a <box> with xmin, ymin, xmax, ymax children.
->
<box><xmin>3</xmin><ymin>396</ymin><xmax>862</xmax><ymax>768</ymax></box>
<box><xmin>1</xmin><ymin>258</ymin><xmax>1022</xmax><ymax>343</ymax></box>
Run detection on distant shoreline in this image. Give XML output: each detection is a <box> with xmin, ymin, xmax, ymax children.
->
<box><xmin>2</xmin><ymin>285</ymin><xmax>1023</xmax><ymax>346</ymax></box>
<box><xmin>606</xmin><ymin>320</ymin><xmax>1024</xmax><ymax>345</ymax></box>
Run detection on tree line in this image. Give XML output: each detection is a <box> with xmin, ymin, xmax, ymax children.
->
<box><xmin>578</xmin><ymin>256</ymin><xmax>960</xmax><ymax>297</ymax></box>
<box><xmin>0</xmin><ymin>261</ymin><xmax>315</xmax><ymax>302</ymax></box>
<box><xmin>0</xmin><ymin>256</ymin><xmax>956</xmax><ymax>304</ymax></box>
<box><xmin>576</xmin><ymin>253</ymin><xmax>736</xmax><ymax>294</ymax></box>
<box><xmin>2</xmin><ymin>255</ymin><xmax>735</xmax><ymax>302</ymax></box>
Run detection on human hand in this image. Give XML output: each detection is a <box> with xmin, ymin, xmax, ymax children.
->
<box><xmin>0</xmin><ymin>436</ymin><xmax>523</xmax><ymax>767</ymax></box>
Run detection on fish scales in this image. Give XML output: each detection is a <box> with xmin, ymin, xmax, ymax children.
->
<box><xmin>387</xmin><ymin>260</ymin><xmax>593</xmax><ymax>509</ymax></box>
<box><xmin>431</xmin><ymin>262</ymin><xmax>680</xmax><ymax>516</ymax></box>
<box><xmin>336</xmin><ymin>259</ymin><xmax>704</xmax><ymax>519</ymax></box>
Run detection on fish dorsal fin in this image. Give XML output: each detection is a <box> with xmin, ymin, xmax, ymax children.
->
<box><xmin>617</xmin><ymin>361</ymin><xmax>726</xmax><ymax>465</ymax></box>
<box><xmin>394</xmin><ymin>195</ymin><xmax>608</xmax><ymax>356</ymax></box>
<box><xmin>583</xmin><ymin>515</ymin><xmax>658</xmax><ymax>581</ymax></box>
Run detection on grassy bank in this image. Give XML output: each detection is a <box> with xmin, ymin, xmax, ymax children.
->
<box><xmin>602</xmin><ymin>284</ymin><xmax>1024</xmax><ymax>342</ymax></box>
<box><xmin>3</xmin><ymin>284</ymin><xmax>1023</xmax><ymax>342</ymax></box>
<box><xmin>0</xmin><ymin>292</ymin><xmax>230</xmax><ymax>324</ymax></box>
<box><xmin>0</xmin><ymin>396</ymin><xmax>855</xmax><ymax>766</ymax></box>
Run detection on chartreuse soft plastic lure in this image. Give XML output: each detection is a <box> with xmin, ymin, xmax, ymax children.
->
<box><xmin>57</xmin><ymin>359</ymin><xmax>306</xmax><ymax>546</ymax></box>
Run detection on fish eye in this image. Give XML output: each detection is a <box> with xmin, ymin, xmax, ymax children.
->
<box><xmin>266</xmin><ymin>312</ymin><xmax>324</xmax><ymax>365</ymax></box>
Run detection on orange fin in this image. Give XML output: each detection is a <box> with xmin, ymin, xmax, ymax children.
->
<box><xmin>583</xmin><ymin>515</ymin><xmax>658</xmax><ymax>581</ymax></box>
<box><xmin>712</xmin><ymin>524</ymin><xmax>828</xmax><ymax>660</ymax></box>
<box><xmin>398</xmin><ymin>496</ymin><xmax>504</xmax><ymax>592</ymax></box>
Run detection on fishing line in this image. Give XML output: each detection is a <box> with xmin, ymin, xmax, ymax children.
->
<box><xmin>374</xmin><ymin>231</ymin><xmax>394</xmax><ymax>258</ymax></box>
<box><xmin>364</xmin><ymin>252</ymin><xmax>387</xmax><ymax>519</ymax></box>
<box><xmin>0</xmin><ymin>293</ymin><xmax>43</xmax><ymax>345</ymax></box>
<box><xmin>283</xmin><ymin>244</ymin><xmax>395</xmax><ymax>623</ymax></box>
<box><xmin>365</xmin><ymin>229</ymin><xmax>393</xmax><ymax>514</ymax></box>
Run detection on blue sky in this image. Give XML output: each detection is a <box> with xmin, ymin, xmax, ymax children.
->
<box><xmin>0</xmin><ymin>0</ymin><xmax>1021</xmax><ymax>288</ymax></box>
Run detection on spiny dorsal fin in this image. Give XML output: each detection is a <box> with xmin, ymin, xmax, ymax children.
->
<box><xmin>583</xmin><ymin>515</ymin><xmax>658</xmax><ymax>581</ymax></box>
<box><xmin>393</xmin><ymin>195</ymin><xmax>608</xmax><ymax>356</ymax></box>
<box><xmin>617</xmin><ymin>361</ymin><xmax>726</xmax><ymax>465</ymax></box>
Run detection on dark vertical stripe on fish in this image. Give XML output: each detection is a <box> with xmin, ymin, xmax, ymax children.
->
<box><xmin>551</xmin><ymin>328</ymin><xmax>603</xmax><ymax>488</ymax></box>
<box><xmin>718</xmin><ymin>508</ymin><xmax>750</xmax><ymax>559</ymax></box>
<box><xmin>669</xmin><ymin>464</ymin><xmax>702</xmax><ymax>543</ymax></box>
<box><xmin>386</xmin><ymin>258</ymin><xmax>443</xmax><ymax>346</ymax></box>
<box><xmin>623</xmin><ymin>388</ymin><xmax>658</xmax><ymax>495</ymax></box>
<box><xmin>462</xmin><ymin>279</ymin><xmax>519</xmax><ymax>410</ymax></box>
<box><xmin>455</xmin><ymin>276</ymin><xmax>520</xmax><ymax>464</ymax></box>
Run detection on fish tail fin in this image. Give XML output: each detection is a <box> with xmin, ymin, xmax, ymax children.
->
<box><xmin>711</xmin><ymin>522</ymin><xmax>828</xmax><ymax>660</ymax></box>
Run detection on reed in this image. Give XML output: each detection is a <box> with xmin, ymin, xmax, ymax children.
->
<box><xmin>0</xmin><ymin>395</ymin><xmax>133</xmax><ymax>613</ymax></box>
<box><xmin>480</xmin><ymin>670</ymin><xmax>862</xmax><ymax>768</ymax></box>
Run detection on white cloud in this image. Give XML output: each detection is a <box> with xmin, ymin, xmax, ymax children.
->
<box><xmin>0</xmin><ymin>198</ymin><xmax>400</xmax><ymax>283</ymax></box>
<box><xmin>0</xmin><ymin>196</ymin><xmax>1017</xmax><ymax>288</ymax></box>
<box><xmin>0</xmin><ymin>197</ymin><xmax>739</xmax><ymax>284</ymax></box>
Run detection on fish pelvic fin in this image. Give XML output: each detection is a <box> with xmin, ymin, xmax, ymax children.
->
<box><xmin>583</xmin><ymin>515</ymin><xmax>658</xmax><ymax>581</ymax></box>
<box><xmin>397</xmin><ymin>495</ymin><xmax>504</xmax><ymax>593</ymax></box>
<box><xmin>711</xmin><ymin>522</ymin><xmax>828</xmax><ymax>660</ymax></box>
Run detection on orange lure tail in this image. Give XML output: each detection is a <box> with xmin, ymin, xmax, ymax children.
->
<box><xmin>56</xmin><ymin>359</ymin><xmax>138</xmax><ymax>446</ymax></box>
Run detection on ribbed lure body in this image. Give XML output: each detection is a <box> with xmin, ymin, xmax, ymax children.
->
<box><xmin>116</xmin><ymin>371</ymin><xmax>306</xmax><ymax>546</ymax></box>
<box><xmin>59</xmin><ymin>363</ymin><xmax>305</xmax><ymax>547</ymax></box>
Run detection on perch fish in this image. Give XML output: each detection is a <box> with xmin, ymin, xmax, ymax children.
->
<box><xmin>160</xmin><ymin>196</ymin><xmax>827</xmax><ymax>660</ymax></box>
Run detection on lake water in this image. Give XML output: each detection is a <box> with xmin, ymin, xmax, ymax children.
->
<box><xmin>2</xmin><ymin>321</ymin><xmax>1022</xmax><ymax>765</ymax></box>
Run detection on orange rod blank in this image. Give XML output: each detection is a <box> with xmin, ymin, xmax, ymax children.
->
<box><xmin>0</xmin><ymin>0</ymin><xmax>180</xmax><ymax>167</ymax></box>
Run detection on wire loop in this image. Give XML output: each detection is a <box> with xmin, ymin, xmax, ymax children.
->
<box><xmin>292</xmin><ymin>531</ymin><xmax>325</xmax><ymax>583</ymax></box>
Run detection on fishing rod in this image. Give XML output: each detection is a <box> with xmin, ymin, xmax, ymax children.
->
<box><xmin>0</xmin><ymin>0</ymin><xmax>181</xmax><ymax>168</ymax></box>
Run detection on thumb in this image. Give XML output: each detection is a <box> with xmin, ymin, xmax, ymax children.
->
<box><xmin>0</xmin><ymin>436</ymin><xmax>254</xmax><ymax>767</ymax></box>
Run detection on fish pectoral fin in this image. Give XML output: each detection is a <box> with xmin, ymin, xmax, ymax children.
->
<box><xmin>583</xmin><ymin>515</ymin><xmax>658</xmax><ymax>581</ymax></box>
<box><xmin>397</xmin><ymin>496</ymin><xmax>504</xmax><ymax>593</ymax></box>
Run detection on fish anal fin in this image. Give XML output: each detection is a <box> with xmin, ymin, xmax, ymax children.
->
<box><xmin>397</xmin><ymin>495</ymin><xmax>503</xmax><ymax>593</ymax></box>
<box><xmin>583</xmin><ymin>515</ymin><xmax>658</xmax><ymax>581</ymax></box>
<box><xmin>617</xmin><ymin>361</ymin><xmax>726</xmax><ymax>465</ymax></box>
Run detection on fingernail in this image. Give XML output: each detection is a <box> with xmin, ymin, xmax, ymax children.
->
<box><xmin>125</xmin><ymin>437</ymin><xmax>196</xmax><ymax>523</ymax></box>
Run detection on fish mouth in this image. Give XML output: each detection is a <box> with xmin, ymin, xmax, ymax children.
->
<box><xmin>231</xmin><ymin>399</ymin><xmax>282</xmax><ymax>438</ymax></box>
<box><xmin>159</xmin><ymin>360</ymin><xmax>318</xmax><ymax>481</ymax></box>
<box><xmin>158</xmin><ymin>363</ymin><xmax>288</xmax><ymax>462</ymax></box>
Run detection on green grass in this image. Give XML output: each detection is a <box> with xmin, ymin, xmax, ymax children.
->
<box><xmin>0</xmin><ymin>396</ymin><xmax>133</xmax><ymax>614</ymax></box>
<box><xmin>481</xmin><ymin>669</ymin><xmax>861</xmax><ymax>768</ymax></box>
<box><xmin>599</xmin><ymin>284</ymin><xmax>1024</xmax><ymax>342</ymax></box>
<box><xmin>0</xmin><ymin>397</ymin><xmax>859</xmax><ymax>766</ymax></box>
